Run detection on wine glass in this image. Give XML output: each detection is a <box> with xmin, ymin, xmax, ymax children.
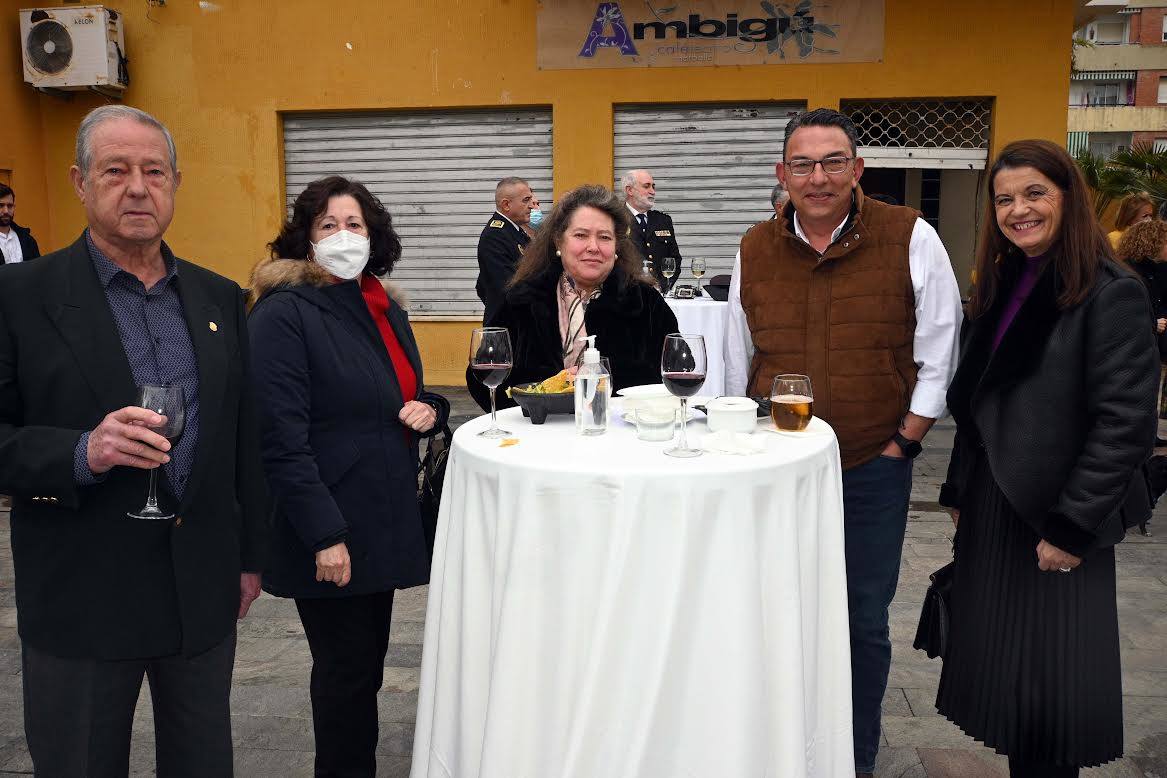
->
<box><xmin>691</xmin><ymin>259</ymin><xmax>706</xmax><ymax>296</ymax></box>
<box><xmin>469</xmin><ymin>327</ymin><xmax>513</xmax><ymax>438</ymax></box>
<box><xmin>660</xmin><ymin>333</ymin><xmax>706</xmax><ymax>458</ymax></box>
<box><xmin>661</xmin><ymin>257</ymin><xmax>677</xmax><ymax>297</ymax></box>
<box><xmin>128</xmin><ymin>384</ymin><xmax>185</xmax><ymax>520</ymax></box>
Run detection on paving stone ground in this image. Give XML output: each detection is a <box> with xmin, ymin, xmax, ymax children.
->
<box><xmin>0</xmin><ymin>388</ymin><xmax>1163</xmax><ymax>777</ymax></box>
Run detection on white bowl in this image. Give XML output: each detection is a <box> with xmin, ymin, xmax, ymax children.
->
<box><xmin>705</xmin><ymin>397</ymin><xmax>759</xmax><ymax>434</ymax></box>
<box><xmin>617</xmin><ymin>384</ymin><xmax>679</xmax><ymax>414</ymax></box>
<box><xmin>616</xmin><ymin>384</ymin><xmax>671</xmax><ymax>398</ymax></box>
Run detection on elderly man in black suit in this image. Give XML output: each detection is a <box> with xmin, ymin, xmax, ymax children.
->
<box><xmin>622</xmin><ymin>168</ymin><xmax>683</xmax><ymax>292</ymax></box>
<box><xmin>0</xmin><ymin>105</ymin><xmax>267</xmax><ymax>777</ymax></box>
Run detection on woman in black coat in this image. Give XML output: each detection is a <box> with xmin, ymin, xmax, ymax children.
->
<box><xmin>467</xmin><ymin>184</ymin><xmax>678</xmax><ymax>411</ymax></box>
<box><xmin>936</xmin><ymin>141</ymin><xmax>1158</xmax><ymax>777</ymax></box>
<box><xmin>248</xmin><ymin>176</ymin><xmax>449</xmax><ymax>777</ymax></box>
<box><xmin>1117</xmin><ymin>220</ymin><xmax>1167</xmax><ymax>440</ymax></box>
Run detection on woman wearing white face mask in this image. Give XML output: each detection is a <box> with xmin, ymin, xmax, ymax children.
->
<box><xmin>247</xmin><ymin>176</ymin><xmax>449</xmax><ymax>777</ymax></box>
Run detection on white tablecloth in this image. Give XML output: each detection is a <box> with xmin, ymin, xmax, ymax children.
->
<box><xmin>665</xmin><ymin>297</ymin><xmax>729</xmax><ymax>396</ymax></box>
<box><xmin>411</xmin><ymin>407</ymin><xmax>854</xmax><ymax>778</ymax></box>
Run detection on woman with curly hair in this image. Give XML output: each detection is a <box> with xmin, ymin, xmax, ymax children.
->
<box><xmin>1118</xmin><ymin>219</ymin><xmax>1167</xmax><ymax>439</ymax></box>
<box><xmin>1107</xmin><ymin>192</ymin><xmax>1155</xmax><ymax>250</ymax></box>
<box><xmin>1117</xmin><ymin>219</ymin><xmax>1167</xmax><ymax>319</ymax></box>
<box><xmin>248</xmin><ymin>175</ymin><xmax>450</xmax><ymax>776</ymax></box>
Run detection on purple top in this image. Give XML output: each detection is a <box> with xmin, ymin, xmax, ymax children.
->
<box><xmin>992</xmin><ymin>254</ymin><xmax>1047</xmax><ymax>352</ymax></box>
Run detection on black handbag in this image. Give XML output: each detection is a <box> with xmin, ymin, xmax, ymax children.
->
<box><xmin>417</xmin><ymin>424</ymin><xmax>453</xmax><ymax>560</ymax></box>
<box><xmin>913</xmin><ymin>561</ymin><xmax>954</xmax><ymax>660</ymax></box>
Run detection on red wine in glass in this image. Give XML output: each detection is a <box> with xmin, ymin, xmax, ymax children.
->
<box><xmin>661</xmin><ymin>371</ymin><xmax>706</xmax><ymax>398</ymax></box>
<box><xmin>469</xmin><ymin>363</ymin><xmax>512</xmax><ymax>390</ymax></box>
<box><xmin>661</xmin><ymin>333</ymin><xmax>707</xmax><ymax>458</ymax></box>
<box><xmin>469</xmin><ymin>327</ymin><xmax>514</xmax><ymax>438</ymax></box>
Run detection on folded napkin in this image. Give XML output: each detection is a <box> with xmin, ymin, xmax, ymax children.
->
<box><xmin>701</xmin><ymin>430</ymin><xmax>766</xmax><ymax>455</ymax></box>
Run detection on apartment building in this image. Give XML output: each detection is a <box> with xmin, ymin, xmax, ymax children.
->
<box><xmin>1069</xmin><ymin>1</ymin><xmax>1167</xmax><ymax>156</ymax></box>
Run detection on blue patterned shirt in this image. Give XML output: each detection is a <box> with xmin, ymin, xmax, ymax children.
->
<box><xmin>73</xmin><ymin>231</ymin><xmax>201</xmax><ymax>499</ymax></box>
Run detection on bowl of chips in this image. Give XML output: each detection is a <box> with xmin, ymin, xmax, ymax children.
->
<box><xmin>506</xmin><ymin>369</ymin><xmax>576</xmax><ymax>424</ymax></box>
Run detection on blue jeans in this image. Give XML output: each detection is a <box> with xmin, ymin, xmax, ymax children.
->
<box><xmin>842</xmin><ymin>453</ymin><xmax>914</xmax><ymax>773</ymax></box>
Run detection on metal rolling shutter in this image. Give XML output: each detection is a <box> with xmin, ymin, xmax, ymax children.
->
<box><xmin>613</xmin><ymin>103</ymin><xmax>803</xmax><ymax>281</ymax></box>
<box><xmin>283</xmin><ymin>109</ymin><xmax>553</xmax><ymax>318</ymax></box>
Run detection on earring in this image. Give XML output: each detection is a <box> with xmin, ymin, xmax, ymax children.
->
<box><xmin>556</xmin><ymin>249</ymin><xmax>561</xmax><ymax>257</ymax></box>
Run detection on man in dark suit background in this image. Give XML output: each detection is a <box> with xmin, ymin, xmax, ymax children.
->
<box><xmin>0</xmin><ymin>105</ymin><xmax>267</xmax><ymax>776</ymax></box>
<box><xmin>0</xmin><ymin>183</ymin><xmax>41</xmax><ymax>264</ymax></box>
<box><xmin>475</xmin><ymin>176</ymin><xmax>533</xmax><ymax>323</ymax></box>
<box><xmin>621</xmin><ymin>169</ymin><xmax>683</xmax><ymax>293</ymax></box>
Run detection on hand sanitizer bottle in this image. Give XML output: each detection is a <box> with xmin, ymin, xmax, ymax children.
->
<box><xmin>574</xmin><ymin>336</ymin><xmax>609</xmax><ymax>436</ymax></box>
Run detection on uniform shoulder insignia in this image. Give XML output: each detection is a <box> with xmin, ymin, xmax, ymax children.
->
<box><xmin>489</xmin><ymin>219</ymin><xmax>505</xmax><ymax>228</ymax></box>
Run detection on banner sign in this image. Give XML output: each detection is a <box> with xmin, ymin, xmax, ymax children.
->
<box><xmin>537</xmin><ymin>0</ymin><xmax>884</xmax><ymax>70</ymax></box>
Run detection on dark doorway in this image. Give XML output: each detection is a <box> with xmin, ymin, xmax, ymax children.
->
<box><xmin>858</xmin><ymin>167</ymin><xmax>906</xmax><ymax>206</ymax></box>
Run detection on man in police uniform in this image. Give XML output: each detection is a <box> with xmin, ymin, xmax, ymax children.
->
<box><xmin>622</xmin><ymin>169</ymin><xmax>683</xmax><ymax>292</ymax></box>
<box><xmin>475</xmin><ymin>176</ymin><xmax>534</xmax><ymax>323</ymax></box>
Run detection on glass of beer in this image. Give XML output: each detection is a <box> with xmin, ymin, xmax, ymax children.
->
<box><xmin>770</xmin><ymin>374</ymin><xmax>814</xmax><ymax>431</ymax></box>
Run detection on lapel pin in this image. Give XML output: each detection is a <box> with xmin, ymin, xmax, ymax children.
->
<box><xmin>209</xmin><ymin>321</ymin><xmax>218</xmax><ymax>332</ymax></box>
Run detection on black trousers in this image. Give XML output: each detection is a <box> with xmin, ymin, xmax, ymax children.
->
<box><xmin>295</xmin><ymin>590</ymin><xmax>395</xmax><ymax>778</ymax></box>
<box><xmin>21</xmin><ymin>630</ymin><xmax>236</xmax><ymax>777</ymax></box>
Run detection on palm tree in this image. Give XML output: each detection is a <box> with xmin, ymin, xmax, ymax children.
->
<box><xmin>1075</xmin><ymin>142</ymin><xmax>1167</xmax><ymax>219</ymax></box>
<box><xmin>1111</xmin><ymin>144</ymin><xmax>1167</xmax><ymax>208</ymax></box>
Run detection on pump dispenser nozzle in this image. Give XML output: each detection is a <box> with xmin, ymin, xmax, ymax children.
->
<box><xmin>578</xmin><ymin>335</ymin><xmax>600</xmax><ymax>365</ymax></box>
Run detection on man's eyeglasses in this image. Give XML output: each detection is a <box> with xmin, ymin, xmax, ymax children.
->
<box><xmin>785</xmin><ymin>156</ymin><xmax>853</xmax><ymax>177</ymax></box>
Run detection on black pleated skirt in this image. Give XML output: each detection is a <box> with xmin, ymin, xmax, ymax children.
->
<box><xmin>935</xmin><ymin>453</ymin><xmax>1123</xmax><ymax>767</ymax></box>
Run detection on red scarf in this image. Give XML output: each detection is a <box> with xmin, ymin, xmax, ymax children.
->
<box><xmin>360</xmin><ymin>274</ymin><xmax>417</xmax><ymax>404</ymax></box>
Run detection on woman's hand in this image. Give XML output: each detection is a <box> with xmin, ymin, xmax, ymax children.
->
<box><xmin>315</xmin><ymin>542</ymin><xmax>351</xmax><ymax>587</ymax></box>
<box><xmin>946</xmin><ymin>508</ymin><xmax>960</xmax><ymax>529</ymax></box>
<box><xmin>1156</xmin><ymin>318</ymin><xmax>1165</xmax><ymax>334</ymax></box>
<box><xmin>399</xmin><ymin>400</ymin><xmax>437</xmax><ymax>433</ymax></box>
<box><xmin>1036</xmin><ymin>539</ymin><xmax>1081</xmax><ymax>573</ymax></box>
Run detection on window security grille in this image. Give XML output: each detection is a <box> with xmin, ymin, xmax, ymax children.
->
<box><xmin>840</xmin><ymin>99</ymin><xmax>992</xmax><ymax>150</ymax></box>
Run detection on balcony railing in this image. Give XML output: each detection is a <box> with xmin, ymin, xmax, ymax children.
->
<box><xmin>1069</xmin><ymin>97</ymin><xmax>1136</xmax><ymax>107</ymax></box>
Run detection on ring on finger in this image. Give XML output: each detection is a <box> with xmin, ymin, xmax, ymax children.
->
<box><xmin>1058</xmin><ymin>567</ymin><xmax>1072</xmax><ymax>573</ymax></box>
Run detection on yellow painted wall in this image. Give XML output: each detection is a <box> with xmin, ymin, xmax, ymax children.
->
<box><xmin>2</xmin><ymin>0</ymin><xmax>1074</xmax><ymax>385</ymax></box>
<box><xmin>0</xmin><ymin>3</ymin><xmax>52</xmax><ymax>249</ymax></box>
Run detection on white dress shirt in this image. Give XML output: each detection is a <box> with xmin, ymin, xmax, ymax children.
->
<box><xmin>496</xmin><ymin>212</ymin><xmax>521</xmax><ymax>233</ymax></box>
<box><xmin>0</xmin><ymin>229</ymin><xmax>23</xmax><ymax>265</ymax></box>
<box><xmin>626</xmin><ymin>202</ymin><xmax>648</xmax><ymax>221</ymax></box>
<box><xmin>725</xmin><ymin>213</ymin><xmax>963</xmax><ymax>419</ymax></box>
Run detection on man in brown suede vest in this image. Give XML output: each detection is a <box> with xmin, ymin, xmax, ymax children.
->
<box><xmin>726</xmin><ymin>109</ymin><xmax>962</xmax><ymax>776</ymax></box>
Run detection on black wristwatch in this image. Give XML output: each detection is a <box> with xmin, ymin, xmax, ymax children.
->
<box><xmin>892</xmin><ymin>432</ymin><xmax>923</xmax><ymax>459</ymax></box>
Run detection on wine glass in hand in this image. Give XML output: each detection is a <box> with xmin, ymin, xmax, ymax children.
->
<box><xmin>661</xmin><ymin>333</ymin><xmax>706</xmax><ymax>458</ymax></box>
<box><xmin>469</xmin><ymin>327</ymin><xmax>513</xmax><ymax>438</ymax></box>
<box><xmin>661</xmin><ymin>257</ymin><xmax>677</xmax><ymax>297</ymax></box>
<box><xmin>128</xmin><ymin>384</ymin><xmax>185</xmax><ymax>520</ymax></box>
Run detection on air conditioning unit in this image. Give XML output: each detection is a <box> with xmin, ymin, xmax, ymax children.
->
<box><xmin>19</xmin><ymin>6</ymin><xmax>128</xmax><ymax>92</ymax></box>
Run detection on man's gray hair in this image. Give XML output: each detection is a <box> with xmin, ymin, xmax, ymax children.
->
<box><xmin>619</xmin><ymin>169</ymin><xmax>646</xmax><ymax>196</ymax></box>
<box><xmin>771</xmin><ymin>182</ymin><xmax>789</xmax><ymax>207</ymax></box>
<box><xmin>75</xmin><ymin>105</ymin><xmax>178</xmax><ymax>177</ymax></box>
<box><xmin>495</xmin><ymin>176</ymin><xmax>529</xmax><ymax>193</ymax></box>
